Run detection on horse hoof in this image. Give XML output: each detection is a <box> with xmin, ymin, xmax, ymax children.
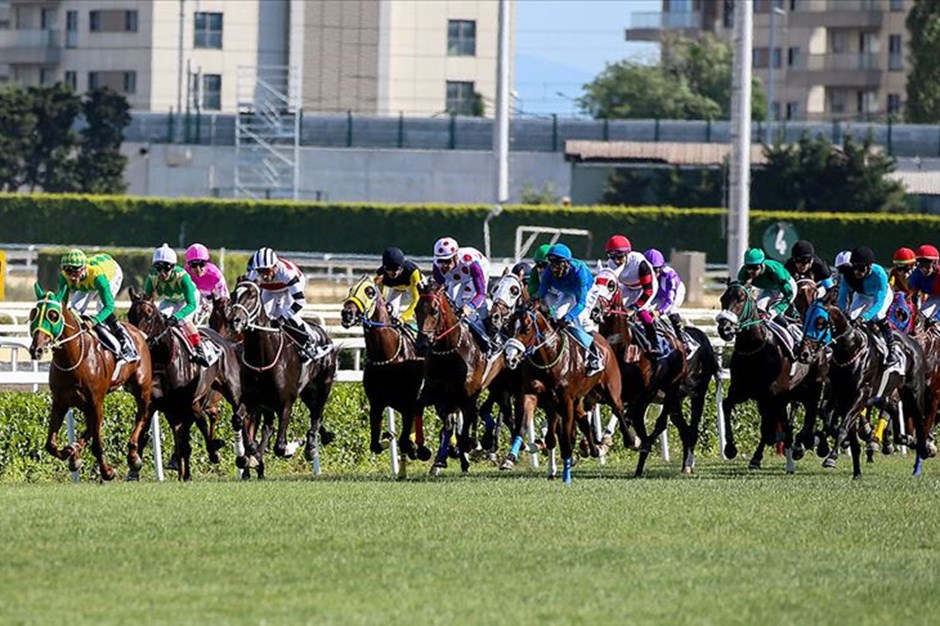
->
<box><xmin>500</xmin><ymin>457</ymin><xmax>515</xmax><ymax>471</ymax></box>
<box><xmin>853</xmin><ymin>473</ymin><xmax>862</xmax><ymax>481</ymax></box>
<box><xmin>724</xmin><ymin>443</ymin><xmax>738</xmax><ymax>460</ymax></box>
<box><xmin>459</xmin><ymin>454</ymin><xmax>470</xmax><ymax>473</ymax></box>
<box><xmin>748</xmin><ymin>460</ymin><xmax>761</xmax><ymax>470</ymax></box>
<box><xmin>248</xmin><ymin>455</ymin><xmax>259</xmax><ymax>469</ymax></box>
<box><xmin>101</xmin><ymin>467</ymin><xmax>115</xmax><ymax>481</ymax></box>
<box><xmin>791</xmin><ymin>445</ymin><xmax>805</xmax><ymax>462</ymax></box>
<box><xmin>786</xmin><ymin>468</ymin><xmax>795</xmax><ymax>475</ymax></box>
<box><xmin>165</xmin><ymin>457</ymin><xmax>180</xmax><ymax>472</ymax></box>
<box><xmin>883</xmin><ymin>442</ymin><xmax>895</xmax><ymax>455</ymax></box>
<box><xmin>822</xmin><ymin>457</ymin><xmax>837</xmax><ymax>469</ymax></box>
<box><xmin>241</xmin><ymin>469</ymin><xmax>251</xmax><ymax>480</ymax></box>
<box><xmin>319</xmin><ymin>430</ymin><xmax>336</xmax><ymax>447</ymax></box>
<box><xmin>208</xmin><ymin>452</ymin><xmax>221</xmax><ymax>465</ymax></box>
<box><xmin>429</xmin><ymin>465</ymin><xmax>442</xmax><ymax>477</ymax></box>
<box><xmin>125</xmin><ymin>470</ymin><xmax>140</xmax><ymax>482</ymax></box>
<box><xmin>235</xmin><ymin>455</ymin><xmax>247</xmax><ymax>469</ymax></box>
<box><xmin>681</xmin><ymin>466</ymin><xmax>693</xmax><ymax>476</ymax></box>
<box><xmin>816</xmin><ymin>441</ymin><xmax>831</xmax><ymax>458</ymax></box>
<box><xmin>370</xmin><ymin>442</ymin><xmax>385</xmax><ymax>455</ymax></box>
<box><xmin>547</xmin><ymin>472</ymin><xmax>557</xmax><ymax>481</ymax></box>
<box><xmin>416</xmin><ymin>446</ymin><xmax>432</xmax><ymax>462</ymax></box>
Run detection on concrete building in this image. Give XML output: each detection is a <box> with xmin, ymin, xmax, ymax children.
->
<box><xmin>0</xmin><ymin>0</ymin><xmax>511</xmax><ymax>117</ymax></box>
<box><xmin>626</xmin><ymin>0</ymin><xmax>911</xmax><ymax>123</ymax></box>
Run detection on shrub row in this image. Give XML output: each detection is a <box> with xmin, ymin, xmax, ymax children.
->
<box><xmin>4</xmin><ymin>193</ymin><xmax>938</xmax><ymax>265</ymax></box>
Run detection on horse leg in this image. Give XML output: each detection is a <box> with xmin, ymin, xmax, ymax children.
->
<box><xmin>86</xmin><ymin>403</ymin><xmax>115</xmax><ymax>482</ymax></box>
<box><xmin>502</xmin><ymin>393</ymin><xmax>535</xmax><ymax>470</ymax></box>
<box><xmin>125</xmin><ymin>398</ymin><xmax>151</xmax><ymax>475</ymax></box>
<box><xmin>302</xmin><ymin>382</ymin><xmax>331</xmax><ymax>462</ymax></box>
<box><xmin>632</xmin><ymin>402</ymin><xmax>653</xmax><ymax>477</ymax></box>
<box><xmin>479</xmin><ymin>394</ymin><xmax>497</xmax><ymax>452</ymax></box>
<box><xmin>181</xmin><ymin>419</ymin><xmax>194</xmax><ymax>481</ymax></box>
<box><xmin>458</xmin><ymin>403</ymin><xmax>477</xmax><ymax>473</ymax></box>
<box><xmin>44</xmin><ymin>399</ymin><xmax>72</xmax><ymax>463</ymax></box>
<box><xmin>850</xmin><ymin>427</ymin><xmax>863</xmax><ymax>480</ymax></box>
<box><xmin>413</xmin><ymin>413</ymin><xmax>432</xmax><ymax>461</ymax></box>
<box><xmin>560</xmin><ymin>401</ymin><xmax>576</xmax><ymax>485</ymax></box>
<box><xmin>431</xmin><ymin>407</ymin><xmax>452</xmax><ymax>474</ymax></box>
<box><xmin>368</xmin><ymin>402</ymin><xmax>385</xmax><ymax>455</ymax></box>
<box><xmin>636</xmin><ymin>403</ymin><xmax>670</xmax><ymax>478</ymax></box>
<box><xmin>721</xmin><ymin>389</ymin><xmax>741</xmax><ymax>460</ymax></box>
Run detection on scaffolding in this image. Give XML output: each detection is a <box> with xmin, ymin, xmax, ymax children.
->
<box><xmin>234</xmin><ymin>65</ymin><xmax>300</xmax><ymax>200</ymax></box>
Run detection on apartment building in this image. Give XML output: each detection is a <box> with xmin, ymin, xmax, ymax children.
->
<box><xmin>626</xmin><ymin>0</ymin><xmax>911</xmax><ymax>122</ymax></box>
<box><xmin>0</xmin><ymin>0</ymin><xmax>510</xmax><ymax>117</ymax></box>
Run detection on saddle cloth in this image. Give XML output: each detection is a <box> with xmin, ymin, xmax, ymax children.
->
<box><xmin>766</xmin><ymin>319</ymin><xmax>802</xmax><ymax>356</ymax></box>
<box><xmin>869</xmin><ymin>330</ymin><xmax>907</xmax><ymax>375</ymax></box>
<box><xmin>169</xmin><ymin>328</ymin><xmax>221</xmax><ymax>366</ymax></box>
<box><xmin>628</xmin><ymin>320</ymin><xmax>677</xmax><ymax>360</ymax></box>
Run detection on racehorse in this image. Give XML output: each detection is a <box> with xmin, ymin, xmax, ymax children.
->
<box><xmin>798</xmin><ymin>299</ymin><xmax>926</xmax><ymax>478</ymax></box>
<box><xmin>502</xmin><ymin>306</ymin><xmax>624</xmax><ymax>484</ymax></box>
<box><xmin>341</xmin><ymin>276</ymin><xmax>431</xmax><ymax>465</ymax></box>
<box><xmin>127</xmin><ymin>289</ymin><xmax>246</xmax><ymax>480</ymax></box>
<box><xmin>414</xmin><ymin>281</ymin><xmax>505</xmax><ymax>474</ymax></box>
<box><xmin>229</xmin><ymin>279</ymin><xmax>336</xmax><ymax>478</ymax></box>
<box><xmin>28</xmin><ymin>285</ymin><xmax>153</xmax><ymax>480</ymax></box>
<box><xmin>717</xmin><ymin>281</ymin><xmax>822</xmax><ymax>473</ymax></box>
<box><xmin>592</xmin><ymin>277</ymin><xmax>718</xmax><ymax>476</ymax></box>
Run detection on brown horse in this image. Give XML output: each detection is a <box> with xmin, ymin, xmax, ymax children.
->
<box><xmin>502</xmin><ymin>306</ymin><xmax>624</xmax><ymax>483</ymax></box>
<box><xmin>127</xmin><ymin>290</ymin><xmax>247</xmax><ymax>480</ymax></box>
<box><xmin>229</xmin><ymin>279</ymin><xmax>336</xmax><ymax>478</ymax></box>
<box><xmin>414</xmin><ymin>281</ymin><xmax>504</xmax><ymax>474</ymax></box>
<box><xmin>28</xmin><ymin>286</ymin><xmax>153</xmax><ymax>480</ymax></box>
<box><xmin>592</xmin><ymin>282</ymin><xmax>719</xmax><ymax>476</ymax></box>
<box><xmin>340</xmin><ymin>276</ymin><xmax>431</xmax><ymax>464</ymax></box>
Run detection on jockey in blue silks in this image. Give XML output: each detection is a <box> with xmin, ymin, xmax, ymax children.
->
<box><xmin>532</xmin><ymin>243</ymin><xmax>602</xmax><ymax>375</ymax></box>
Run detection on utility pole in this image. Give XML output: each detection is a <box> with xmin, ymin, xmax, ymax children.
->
<box><xmin>727</xmin><ymin>0</ymin><xmax>752</xmax><ymax>275</ymax></box>
<box><xmin>494</xmin><ymin>0</ymin><xmax>510</xmax><ymax>204</ymax></box>
<box><xmin>177</xmin><ymin>0</ymin><xmax>185</xmax><ymax>124</ymax></box>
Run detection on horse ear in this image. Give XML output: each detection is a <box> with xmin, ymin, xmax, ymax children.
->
<box><xmin>129</xmin><ymin>286</ymin><xmax>140</xmax><ymax>301</ymax></box>
<box><xmin>34</xmin><ymin>282</ymin><xmax>45</xmax><ymax>300</ymax></box>
<box><xmin>724</xmin><ymin>276</ymin><xmax>733</xmax><ymax>286</ymax></box>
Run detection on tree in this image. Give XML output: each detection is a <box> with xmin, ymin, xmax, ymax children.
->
<box><xmin>578</xmin><ymin>34</ymin><xmax>765</xmax><ymax>120</ymax></box>
<box><xmin>0</xmin><ymin>86</ymin><xmax>37</xmax><ymax>191</ymax></box>
<box><xmin>23</xmin><ymin>83</ymin><xmax>82</xmax><ymax>192</ymax></box>
<box><xmin>76</xmin><ymin>87</ymin><xmax>131</xmax><ymax>194</ymax></box>
<box><xmin>602</xmin><ymin>166</ymin><xmax>724</xmax><ymax>207</ymax></box>
<box><xmin>906</xmin><ymin>0</ymin><xmax>940</xmax><ymax>122</ymax></box>
<box><xmin>751</xmin><ymin>133</ymin><xmax>907</xmax><ymax>212</ymax></box>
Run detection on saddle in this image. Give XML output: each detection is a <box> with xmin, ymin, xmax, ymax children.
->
<box><xmin>169</xmin><ymin>327</ymin><xmax>221</xmax><ymax>366</ymax></box>
<box><xmin>627</xmin><ymin>321</ymin><xmax>674</xmax><ymax>360</ymax></box>
<box><xmin>766</xmin><ymin>318</ymin><xmax>802</xmax><ymax>358</ymax></box>
<box><xmin>92</xmin><ymin>324</ymin><xmax>121</xmax><ymax>356</ymax></box>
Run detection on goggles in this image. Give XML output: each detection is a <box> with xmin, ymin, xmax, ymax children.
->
<box><xmin>188</xmin><ymin>260</ymin><xmax>206</xmax><ymax>269</ymax></box>
<box><xmin>154</xmin><ymin>262</ymin><xmax>173</xmax><ymax>273</ymax></box>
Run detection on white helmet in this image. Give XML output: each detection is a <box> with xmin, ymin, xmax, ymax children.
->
<box><xmin>251</xmin><ymin>247</ymin><xmax>278</xmax><ymax>270</ymax></box>
<box><xmin>433</xmin><ymin>237</ymin><xmax>459</xmax><ymax>263</ymax></box>
<box><xmin>152</xmin><ymin>243</ymin><xmax>177</xmax><ymax>266</ymax></box>
<box><xmin>834</xmin><ymin>250</ymin><xmax>852</xmax><ymax>268</ymax></box>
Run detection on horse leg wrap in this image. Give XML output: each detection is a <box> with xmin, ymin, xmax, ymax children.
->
<box><xmin>873</xmin><ymin>418</ymin><xmax>888</xmax><ymax>444</ymax></box>
<box><xmin>562</xmin><ymin>458</ymin><xmax>573</xmax><ymax>484</ymax></box>
<box><xmin>510</xmin><ymin>436</ymin><xmax>524</xmax><ymax>458</ymax></box>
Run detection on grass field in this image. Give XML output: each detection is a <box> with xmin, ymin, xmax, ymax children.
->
<box><xmin>1</xmin><ymin>455</ymin><xmax>938</xmax><ymax>625</ymax></box>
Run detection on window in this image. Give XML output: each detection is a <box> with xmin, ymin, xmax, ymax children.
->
<box><xmin>89</xmin><ymin>9</ymin><xmax>136</xmax><ymax>32</ymax></box>
<box><xmin>857</xmin><ymin>90</ymin><xmax>877</xmax><ymax>115</ymax></box>
<box><xmin>194</xmin><ymin>12</ymin><xmax>223</xmax><ymax>49</ymax></box>
<box><xmin>41</xmin><ymin>8</ymin><xmax>56</xmax><ymax>30</ymax></box>
<box><xmin>752</xmin><ymin>47</ymin><xmax>769</xmax><ymax>69</ymax></box>
<box><xmin>89</xmin><ymin>10</ymin><xmax>100</xmax><ymax>31</ymax></box>
<box><xmin>66</xmin><ymin>10</ymin><xmax>78</xmax><ymax>48</ymax></box>
<box><xmin>890</xmin><ymin>0</ymin><xmax>904</xmax><ymax>11</ymax></box>
<box><xmin>202</xmin><ymin>74</ymin><xmax>221</xmax><ymax>110</ymax></box>
<box><xmin>88</xmin><ymin>71</ymin><xmax>99</xmax><ymax>90</ymax></box>
<box><xmin>39</xmin><ymin>68</ymin><xmax>53</xmax><ymax>86</ymax></box>
<box><xmin>771</xmin><ymin>47</ymin><xmax>782</xmax><ymax>69</ymax></box>
<box><xmin>785</xmin><ymin>101</ymin><xmax>799</xmax><ymax>120</ymax></box>
<box><xmin>447</xmin><ymin>20</ymin><xmax>476</xmax><ymax>56</ymax></box>
<box><xmin>830</xmin><ymin>31</ymin><xmax>847</xmax><ymax>54</ymax></box>
<box><xmin>125</xmin><ymin>10</ymin><xmax>137</xmax><ymax>32</ymax></box>
<box><xmin>123</xmin><ymin>71</ymin><xmax>136</xmax><ymax>94</ymax></box>
<box><xmin>830</xmin><ymin>90</ymin><xmax>846</xmax><ymax>113</ymax></box>
<box><xmin>887</xmin><ymin>93</ymin><xmax>901</xmax><ymax>115</ymax></box>
<box><xmin>64</xmin><ymin>71</ymin><xmax>77</xmax><ymax>90</ymax></box>
<box><xmin>446</xmin><ymin>81</ymin><xmax>476</xmax><ymax>116</ymax></box>
<box><xmin>787</xmin><ymin>46</ymin><xmax>801</xmax><ymax>67</ymax></box>
<box><xmin>789</xmin><ymin>0</ymin><xmax>800</xmax><ymax>10</ymax></box>
<box><xmin>889</xmin><ymin>35</ymin><xmax>903</xmax><ymax>71</ymax></box>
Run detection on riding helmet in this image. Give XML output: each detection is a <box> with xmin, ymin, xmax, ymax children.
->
<box><xmin>605</xmin><ymin>234</ymin><xmax>631</xmax><ymax>253</ymax></box>
<box><xmin>834</xmin><ymin>250</ymin><xmax>852</xmax><ymax>269</ymax></box>
<box><xmin>511</xmin><ymin>261</ymin><xmax>532</xmax><ymax>280</ymax></box>
<box><xmin>791</xmin><ymin>240</ymin><xmax>815</xmax><ymax>259</ymax></box>
<box><xmin>533</xmin><ymin>244</ymin><xmax>552</xmax><ymax>264</ymax></box>
<box><xmin>251</xmin><ymin>247</ymin><xmax>279</xmax><ymax>270</ymax></box>
<box><xmin>60</xmin><ymin>249</ymin><xmax>87</xmax><ymax>269</ymax></box>
<box><xmin>743</xmin><ymin>248</ymin><xmax>766</xmax><ymax>266</ymax></box>
<box><xmin>433</xmin><ymin>237</ymin><xmax>459</xmax><ymax>261</ymax></box>
<box><xmin>644</xmin><ymin>248</ymin><xmax>666</xmax><ymax>268</ymax></box>
<box><xmin>547</xmin><ymin>243</ymin><xmax>573</xmax><ymax>262</ymax></box>
<box><xmin>382</xmin><ymin>247</ymin><xmax>406</xmax><ymax>270</ymax></box>
<box><xmin>850</xmin><ymin>246</ymin><xmax>875</xmax><ymax>266</ymax></box>
<box><xmin>892</xmin><ymin>247</ymin><xmax>916</xmax><ymax>266</ymax></box>
<box><xmin>916</xmin><ymin>244</ymin><xmax>939</xmax><ymax>261</ymax></box>
<box><xmin>185</xmin><ymin>243</ymin><xmax>210</xmax><ymax>264</ymax></box>
<box><xmin>152</xmin><ymin>243</ymin><xmax>178</xmax><ymax>266</ymax></box>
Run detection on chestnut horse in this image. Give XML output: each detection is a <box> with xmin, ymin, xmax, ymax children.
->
<box><xmin>414</xmin><ymin>281</ymin><xmax>505</xmax><ymax>474</ymax></box>
<box><xmin>502</xmin><ymin>306</ymin><xmax>624</xmax><ymax>483</ymax></box>
<box><xmin>127</xmin><ymin>290</ymin><xmax>247</xmax><ymax>480</ymax></box>
<box><xmin>229</xmin><ymin>279</ymin><xmax>336</xmax><ymax>478</ymax></box>
<box><xmin>341</xmin><ymin>276</ymin><xmax>431</xmax><ymax>463</ymax></box>
<box><xmin>28</xmin><ymin>286</ymin><xmax>153</xmax><ymax>480</ymax></box>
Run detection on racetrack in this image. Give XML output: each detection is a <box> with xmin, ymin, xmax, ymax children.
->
<box><xmin>1</xmin><ymin>457</ymin><xmax>937</xmax><ymax>625</ymax></box>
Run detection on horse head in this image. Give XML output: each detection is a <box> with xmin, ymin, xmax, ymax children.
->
<box><xmin>797</xmin><ymin>299</ymin><xmax>833</xmax><ymax>363</ymax></box>
<box><xmin>793</xmin><ymin>278</ymin><xmax>820</xmax><ymax>321</ymax></box>
<box><xmin>488</xmin><ymin>273</ymin><xmax>525</xmax><ymax>335</ymax></box>
<box><xmin>341</xmin><ymin>275</ymin><xmax>380</xmax><ymax>329</ymax></box>
<box><xmin>229</xmin><ymin>279</ymin><xmax>265</xmax><ymax>333</ymax></box>
<box><xmin>127</xmin><ymin>287</ymin><xmax>164</xmax><ymax>342</ymax></box>
<box><xmin>716</xmin><ymin>281</ymin><xmax>756</xmax><ymax>342</ymax></box>
<box><xmin>887</xmin><ymin>292</ymin><xmax>915</xmax><ymax>335</ymax></box>
<box><xmin>28</xmin><ymin>282</ymin><xmax>67</xmax><ymax>360</ymax></box>
<box><xmin>208</xmin><ymin>296</ymin><xmax>233</xmax><ymax>337</ymax></box>
<box><xmin>588</xmin><ymin>269</ymin><xmax>620</xmax><ymax>325</ymax></box>
<box><xmin>414</xmin><ymin>281</ymin><xmax>456</xmax><ymax>356</ymax></box>
<box><xmin>503</xmin><ymin>306</ymin><xmax>553</xmax><ymax>371</ymax></box>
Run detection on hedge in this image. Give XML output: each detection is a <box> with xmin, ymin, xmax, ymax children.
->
<box><xmin>3</xmin><ymin>193</ymin><xmax>939</xmax><ymax>265</ymax></box>
<box><xmin>35</xmin><ymin>248</ymin><xmax>250</xmax><ymax>296</ymax></box>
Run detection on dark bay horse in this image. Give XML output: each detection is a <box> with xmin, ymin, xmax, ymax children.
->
<box><xmin>341</xmin><ymin>276</ymin><xmax>431</xmax><ymax>464</ymax></box>
<box><xmin>502</xmin><ymin>306</ymin><xmax>624</xmax><ymax>484</ymax></box>
<box><xmin>229</xmin><ymin>279</ymin><xmax>336</xmax><ymax>478</ymax></box>
<box><xmin>414</xmin><ymin>281</ymin><xmax>505</xmax><ymax>474</ymax></box>
<box><xmin>717</xmin><ymin>282</ymin><xmax>822</xmax><ymax>473</ymax></box>
<box><xmin>798</xmin><ymin>300</ymin><xmax>926</xmax><ymax>478</ymax></box>
<box><xmin>593</xmin><ymin>281</ymin><xmax>719</xmax><ymax>476</ymax></box>
<box><xmin>28</xmin><ymin>286</ymin><xmax>153</xmax><ymax>480</ymax></box>
<box><xmin>127</xmin><ymin>290</ymin><xmax>246</xmax><ymax>481</ymax></box>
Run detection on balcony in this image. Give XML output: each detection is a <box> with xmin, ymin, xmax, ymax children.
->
<box><xmin>789</xmin><ymin>53</ymin><xmax>882</xmax><ymax>88</ymax></box>
<box><xmin>625</xmin><ymin>11</ymin><xmax>702</xmax><ymax>41</ymax></box>
<box><xmin>788</xmin><ymin>0</ymin><xmax>883</xmax><ymax>29</ymax></box>
<box><xmin>0</xmin><ymin>29</ymin><xmax>62</xmax><ymax>64</ymax></box>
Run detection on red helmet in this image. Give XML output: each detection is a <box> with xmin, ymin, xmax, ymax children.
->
<box><xmin>892</xmin><ymin>247</ymin><xmax>916</xmax><ymax>266</ymax></box>
<box><xmin>605</xmin><ymin>235</ymin><xmax>632</xmax><ymax>253</ymax></box>
<box><xmin>916</xmin><ymin>244</ymin><xmax>939</xmax><ymax>261</ymax></box>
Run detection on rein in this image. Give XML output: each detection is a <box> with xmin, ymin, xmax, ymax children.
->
<box><xmin>51</xmin><ymin>319</ymin><xmax>88</xmax><ymax>372</ymax></box>
<box><xmin>241</xmin><ymin>328</ymin><xmax>285</xmax><ymax>372</ymax></box>
<box><xmin>522</xmin><ymin>311</ymin><xmax>568</xmax><ymax>370</ymax></box>
<box><xmin>360</xmin><ymin>314</ymin><xmax>407</xmax><ymax>366</ymax></box>
<box><xmin>418</xmin><ymin>291</ymin><xmax>463</xmax><ymax>351</ymax></box>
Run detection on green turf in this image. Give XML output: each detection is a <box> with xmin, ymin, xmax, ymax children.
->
<box><xmin>1</xmin><ymin>456</ymin><xmax>938</xmax><ymax>625</ymax></box>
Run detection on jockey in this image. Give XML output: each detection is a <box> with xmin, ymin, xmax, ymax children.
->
<box><xmin>837</xmin><ymin>246</ymin><xmax>897</xmax><ymax>365</ymax></box>
<box><xmin>785</xmin><ymin>240</ymin><xmax>834</xmax><ymax>294</ymax></box>
<box><xmin>431</xmin><ymin>237</ymin><xmax>496</xmax><ymax>355</ymax></box>
<box><xmin>533</xmin><ymin>243</ymin><xmax>602</xmax><ymax>375</ymax></box>
<box><xmin>737</xmin><ymin>248</ymin><xmax>796</xmax><ymax>326</ymax></box>
<box><xmin>374</xmin><ymin>246</ymin><xmax>422</xmax><ymax>324</ymax></box>
<box><xmin>644</xmin><ymin>248</ymin><xmax>687</xmax><ymax>342</ymax></box>
<box><xmin>908</xmin><ymin>244</ymin><xmax>940</xmax><ymax>322</ymax></box>
<box><xmin>144</xmin><ymin>244</ymin><xmax>210</xmax><ymax>367</ymax></box>
<box><xmin>55</xmin><ymin>248</ymin><xmax>138</xmax><ymax>363</ymax></box>
<box><xmin>605</xmin><ymin>234</ymin><xmax>661</xmax><ymax>356</ymax></box>
<box><xmin>889</xmin><ymin>247</ymin><xmax>917</xmax><ymax>296</ymax></box>
<box><xmin>246</xmin><ymin>247</ymin><xmax>323</xmax><ymax>361</ymax></box>
<box><xmin>527</xmin><ymin>244</ymin><xmax>552</xmax><ymax>299</ymax></box>
<box><xmin>184</xmin><ymin>243</ymin><xmax>229</xmax><ymax>326</ymax></box>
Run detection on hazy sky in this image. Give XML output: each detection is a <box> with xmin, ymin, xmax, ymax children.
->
<box><xmin>514</xmin><ymin>0</ymin><xmax>660</xmax><ymax>117</ymax></box>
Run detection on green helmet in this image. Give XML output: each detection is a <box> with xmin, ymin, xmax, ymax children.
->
<box><xmin>533</xmin><ymin>244</ymin><xmax>552</xmax><ymax>263</ymax></box>
<box><xmin>60</xmin><ymin>249</ymin><xmax>87</xmax><ymax>269</ymax></box>
<box><xmin>743</xmin><ymin>248</ymin><xmax>766</xmax><ymax>266</ymax></box>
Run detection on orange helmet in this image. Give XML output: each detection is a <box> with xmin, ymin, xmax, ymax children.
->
<box><xmin>916</xmin><ymin>244</ymin><xmax>939</xmax><ymax>261</ymax></box>
<box><xmin>892</xmin><ymin>247</ymin><xmax>916</xmax><ymax>266</ymax></box>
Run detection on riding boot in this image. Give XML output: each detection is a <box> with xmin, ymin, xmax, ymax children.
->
<box><xmin>669</xmin><ymin>312</ymin><xmax>687</xmax><ymax>347</ymax></box>
<box><xmin>285</xmin><ymin>318</ymin><xmax>319</xmax><ymax>361</ymax></box>
<box><xmin>586</xmin><ymin>341</ymin><xmax>603</xmax><ymax>376</ymax></box>
<box><xmin>191</xmin><ymin>341</ymin><xmax>211</xmax><ymax>367</ymax></box>
<box><xmin>878</xmin><ymin>320</ymin><xmax>900</xmax><ymax>367</ymax></box>
<box><xmin>107</xmin><ymin>316</ymin><xmax>139</xmax><ymax>363</ymax></box>
<box><xmin>643</xmin><ymin>320</ymin><xmax>661</xmax><ymax>358</ymax></box>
